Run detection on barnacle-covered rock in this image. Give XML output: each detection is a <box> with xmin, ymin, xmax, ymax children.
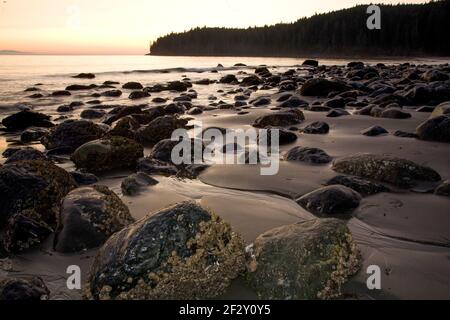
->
<box><xmin>86</xmin><ymin>201</ymin><xmax>246</xmax><ymax>300</ymax></box>
<box><xmin>246</xmin><ymin>219</ymin><xmax>361</xmax><ymax>300</ymax></box>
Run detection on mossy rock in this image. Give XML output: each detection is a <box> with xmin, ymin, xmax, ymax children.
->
<box><xmin>332</xmin><ymin>153</ymin><xmax>441</xmax><ymax>188</ymax></box>
<box><xmin>55</xmin><ymin>185</ymin><xmax>134</xmax><ymax>253</ymax></box>
<box><xmin>85</xmin><ymin>201</ymin><xmax>246</xmax><ymax>300</ymax></box>
<box><xmin>71</xmin><ymin>136</ymin><xmax>144</xmax><ymax>173</ymax></box>
<box><xmin>247</xmin><ymin>219</ymin><xmax>361</xmax><ymax>300</ymax></box>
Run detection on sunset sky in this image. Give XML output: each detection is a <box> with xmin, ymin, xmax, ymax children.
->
<box><xmin>0</xmin><ymin>0</ymin><xmax>429</xmax><ymax>55</ymax></box>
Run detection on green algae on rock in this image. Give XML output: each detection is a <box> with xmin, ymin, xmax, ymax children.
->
<box><xmin>55</xmin><ymin>185</ymin><xmax>135</xmax><ymax>253</ymax></box>
<box><xmin>246</xmin><ymin>219</ymin><xmax>361</xmax><ymax>300</ymax></box>
<box><xmin>85</xmin><ymin>201</ymin><xmax>246</xmax><ymax>300</ymax></box>
<box><xmin>71</xmin><ymin>136</ymin><xmax>144</xmax><ymax>173</ymax></box>
<box><xmin>332</xmin><ymin>153</ymin><xmax>442</xmax><ymax>188</ymax></box>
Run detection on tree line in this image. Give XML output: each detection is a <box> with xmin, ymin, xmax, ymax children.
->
<box><xmin>149</xmin><ymin>1</ymin><xmax>450</xmax><ymax>57</ymax></box>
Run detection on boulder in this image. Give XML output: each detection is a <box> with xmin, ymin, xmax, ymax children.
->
<box><xmin>101</xmin><ymin>90</ymin><xmax>122</xmax><ymax>97</ymax></box>
<box><xmin>20</xmin><ymin>128</ymin><xmax>48</xmax><ymax>143</ymax></box>
<box><xmin>121</xmin><ymin>172</ymin><xmax>158</xmax><ymax>196</ymax></box>
<box><xmin>167</xmin><ymin>81</ymin><xmax>188</xmax><ymax>92</ymax></box>
<box><xmin>326</xmin><ymin>175</ymin><xmax>390</xmax><ymax>197</ymax></box>
<box><xmin>86</xmin><ymin>202</ymin><xmax>245</xmax><ymax>300</ymax></box>
<box><xmin>253</xmin><ymin>110</ymin><xmax>305</xmax><ymax>128</ymax></box>
<box><xmin>51</xmin><ymin>90</ymin><xmax>71</xmax><ymax>97</ymax></box>
<box><xmin>2</xmin><ymin>110</ymin><xmax>53</xmax><ymax>131</ymax></box>
<box><xmin>422</xmin><ymin>69</ymin><xmax>449</xmax><ymax>82</ymax></box>
<box><xmin>80</xmin><ymin>109</ymin><xmax>106</xmax><ymax>119</ymax></box>
<box><xmin>332</xmin><ymin>153</ymin><xmax>441</xmax><ymax>187</ymax></box>
<box><xmin>361</xmin><ymin>126</ymin><xmax>388</xmax><ymax>137</ymax></box>
<box><xmin>71</xmin><ymin>136</ymin><xmax>144</xmax><ymax>173</ymax></box>
<box><xmin>297</xmin><ymin>186</ymin><xmax>361</xmax><ymax>215</ymax></box>
<box><xmin>435</xmin><ymin>180</ymin><xmax>450</xmax><ymax>197</ymax></box>
<box><xmin>302</xmin><ymin>121</ymin><xmax>330</xmax><ymax>134</ymax></box>
<box><xmin>251</xmin><ymin>97</ymin><xmax>271</xmax><ymax>107</ymax></box>
<box><xmin>0</xmin><ymin>277</ymin><xmax>50</xmax><ymax>300</ymax></box>
<box><xmin>302</xmin><ymin>59</ymin><xmax>319</xmax><ymax>67</ymax></box>
<box><xmin>380</xmin><ymin>108</ymin><xmax>411</xmax><ymax>119</ymax></box>
<box><xmin>73</xmin><ymin>73</ymin><xmax>95</xmax><ymax>79</ymax></box>
<box><xmin>279</xmin><ymin>96</ymin><xmax>308</xmax><ymax>108</ymax></box>
<box><xmin>136</xmin><ymin>116</ymin><xmax>188</xmax><ymax>145</ymax></box>
<box><xmin>327</xmin><ymin>109</ymin><xmax>350</xmax><ymax>118</ymax></box>
<box><xmin>54</xmin><ymin>185</ymin><xmax>134</xmax><ymax>253</ymax></box>
<box><xmin>129</xmin><ymin>91</ymin><xmax>150</xmax><ymax>100</ymax></box>
<box><xmin>122</xmin><ymin>82</ymin><xmax>143</xmax><ymax>90</ymax></box>
<box><xmin>247</xmin><ymin>219</ymin><xmax>361</xmax><ymax>299</ymax></box>
<box><xmin>220</xmin><ymin>74</ymin><xmax>238</xmax><ymax>84</ymax></box>
<box><xmin>300</xmin><ymin>78</ymin><xmax>351</xmax><ymax>97</ymax></box>
<box><xmin>416</xmin><ymin>115</ymin><xmax>450</xmax><ymax>143</ymax></box>
<box><xmin>70</xmin><ymin>171</ymin><xmax>99</xmax><ymax>185</ymax></box>
<box><xmin>285</xmin><ymin>147</ymin><xmax>332</xmax><ymax>164</ymax></box>
<box><xmin>41</xmin><ymin>120</ymin><xmax>107</xmax><ymax>151</ymax></box>
<box><xmin>4</xmin><ymin>148</ymin><xmax>47</xmax><ymax>164</ymax></box>
<box><xmin>431</xmin><ymin>102</ymin><xmax>450</xmax><ymax>118</ymax></box>
<box><xmin>393</xmin><ymin>130</ymin><xmax>418</xmax><ymax>138</ymax></box>
<box><xmin>107</xmin><ymin>116</ymin><xmax>140</xmax><ymax>139</ymax></box>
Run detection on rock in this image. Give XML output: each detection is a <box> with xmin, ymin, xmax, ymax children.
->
<box><xmin>195</xmin><ymin>79</ymin><xmax>213</xmax><ymax>85</ymax></box>
<box><xmin>347</xmin><ymin>61</ymin><xmax>364</xmax><ymax>69</ymax></box>
<box><xmin>0</xmin><ymin>277</ymin><xmax>50</xmax><ymax>300</ymax></box>
<box><xmin>0</xmin><ymin>161</ymin><xmax>76</xmax><ymax>252</ymax></box>
<box><xmin>20</xmin><ymin>128</ymin><xmax>48</xmax><ymax>143</ymax></box>
<box><xmin>167</xmin><ymin>81</ymin><xmax>188</xmax><ymax>92</ymax></box>
<box><xmin>380</xmin><ymin>108</ymin><xmax>411</xmax><ymax>119</ymax></box>
<box><xmin>435</xmin><ymin>180</ymin><xmax>450</xmax><ymax>196</ymax></box>
<box><xmin>220</xmin><ymin>74</ymin><xmax>238</xmax><ymax>84</ymax></box>
<box><xmin>302</xmin><ymin>59</ymin><xmax>319</xmax><ymax>67</ymax></box>
<box><xmin>71</xmin><ymin>136</ymin><xmax>144</xmax><ymax>173</ymax></box>
<box><xmin>263</xmin><ymin>128</ymin><xmax>298</xmax><ymax>146</ymax></box>
<box><xmin>361</xmin><ymin>126</ymin><xmax>389</xmax><ymax>137</ymax></box>
<box><xmin>86</xmin><ymin>202</ymin><xmax>245</xmax><ymax>300</ymax></box>
<box><xmin>431</xmin><ymin>102</ymin><xmax>450</xmax><ymax>118</ymax></box>
<box><xmin>152</xmin><ymin>97</ymin><xmax>167</xmax><ymax>103</ymax></box>
<box><xmin>326</xmin><ymin>109</ymin><xmax>350</xmax><ymax>118</ymax></box>
<box><xmin>279</xmin><ymin>96</ymin><xmax>308</xmax><ymax>108</ymax></box>
<box><xmin>129</xmin><ymin>91</ymin><xmax>150</xmax><ymax>100</ymax></box>
<box><xmin>300</xmin><ymin>78</ymin><xmax>351</xmax><ymax>97</ymax></box>
<box><xmin>2</xmin><ymin>147</ymin><xmax>24</xmax><ymax>158</ymax></box>
<box><xmin>65</xmin><ymin>84</ymin><xmax>93</xmax><ymax>91</ymax></box>
<box><xmin>54</xmin><ymin>185</ymin><xmax>134</xmax><ymax>253</ymax></box>
<box><xmin>102</xmin><ymin>90</ymin><xmax>122</xmax><ymax>97</ymax></box>
<box><xmin>302</xmin><ymin>121</ymin><xmax>330</xmax><ymax>134</ymax></box>
<box><xmin>422</xmin><ymin>69</ymin><xmax>449</xmax><ymax>82</ymax></box>
<box><xmin>241</xmin><ymin>75</ymin><xmax>263</xmax><ymax>86</ymax></box>
<box><xmin>277</xmin><ymin>93</ymin><xmax>292</xmax><ymax>102</ymax></box>
<box><xmin>41</xmin><ymin>120</ymin><xmax>107</xmax><ymax>151</ymax></box>
<box><xmin>247</xmin><ymin>219</ymin><xmax>361</xmax><ymax>300</ymax></box>
<box><xmin>28</xmin><ymin>93</ymin><xmax>44</xmax><ymax>99</ymax></box>
<box><xmin>2</xmin><ymin>110</ymin><xmax>53</xmax><ymax>131</ymax></box>
<box><xmin>136</xmin><ymin>115</ymin><xmax>188</xmax><ymax>145</ymax></box>
<box><xmin>285</xmin><ymin>146</ymin><xmax>332</xmax><ymax>164</ymax></box>
<box><xmin>332</xmin><ymin>153</ymin><xmax>441</xmax><ymax>187</ymax></box>
<box><xmin>416</xmin><ymin>106</ymin><xmax>435</xmax><ymax>113</ymax></box>
<box><xmin>394</xmin><ymin>130</ymin><xmax>418</xmax><ymax>138</ymax></box>
<box><xmin>104</xmin><ymin>105</ymin><xmax>148</xmax><ymax>125</ymax></box>
<box><xmin>4</xmin><ymin>148</ymin><xmax>47</xmax><ymax>164</ymax></box>
<box><xmin>326</xmin><ymin>175</ymin><xmax>389</xmax><ymax>197</ymax></box>
<box><xmin>251</xmin><ymin>97</ymin><xmax>271</xmax><ymax>107</ymax></box>
<box><xmin>80</xmin><ymin>109</ymin><xmax>106</xmax><ymax>119</ymax></box>
<box><xmin>253</xmin><ymin>110</ymin><xmax>305</xmax><ymax>128</ymax></box>
<box><xmin>416</xmin><ymin>115</ymin><xmax>450</xmax><ymax>143</ymax></box>
<box><xmin>52</xmin><ymin>90</ymin><xmax>71</xmax><ymax>97</ymax></box>
<box><xmin>136</xmin><ymin>158</ymin><xmax>178</xmax><ymax>176</ymax></box>
<box><xmin>354</xmin><ymin>105</ymin><xmax>374</xmax><ymax>116</ymax></box>
<box><xmin>70</xmin><ymin>171</ymin><xmax>99</xmax><ymax>185</ymax></box>
<box><xmin>164</xmin><ymin>103</ymin><xmax>186</xmax><ymax>115</ymax></box>
<box><xmin>107</xmin><ymin>116</ymin><xmax>140</xmax><ymax>139</ymax></box>
<box><xmin>187</xmin><ymin>107</ymin><xmax>203</xmax><ymax>115</ymax></box>
<box><xmin>73</xmin><ymin>73</ymin><xmax>95</xmax><ymax>79</ymax></box>
<box><xmin>324</xmin><ymin>97</ymin><xmax>345</xmax><ymax>109</ymax></box>
<box><xmin>297</xmin><ymin>185</ymin><xmax>362</xmax><ymax>216</ymax></box>
<box><xmin>122</xmin><ymin>82</ymin><xmax>143</xmax><ymax>90</ymax></box>
<box><xmin>121</xmin><ymin>172</ymin><xmax>158</xmax><ymax>196</ymax></box>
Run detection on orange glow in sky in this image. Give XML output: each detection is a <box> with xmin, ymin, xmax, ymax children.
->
<box><xmin>0</xmin><ymin>0</ymin><xmax>430</xmax><ymax>55</ymax></box>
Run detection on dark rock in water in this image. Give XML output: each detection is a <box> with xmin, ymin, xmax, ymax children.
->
<box><xmin>195</xmin><ymin>78</ymin><xmax>213</xmax><ymax>85</ymax></box>
<box><xmin>150</xmin><ymin>139</ymin><xmax>180</xmax><ymax>163</ymax></box>
<box><xmin>2</xmin><ymin>147</ymin><xmax>23</xmax><ymax>158</ymax></box>
<box><xmin>380</xmin><ymin>108</ymin><xmax>411</xmax><ymax>119</ymax></box>
<box><xmin>136</xmin><ymin>115</ymin><xmax>188</xmax><ymax>145</ymax></box>
<box><xmin>251</xmin><ymin>96</ymin><xmax>271</xmax><ymax>107</ymax></box>
<box><xmin>187</xmin><ymin>107</ymin><xmax>203</xmax><ymax>115</ymax></box>
<box><xmin>167</xmin><ymin>81</ymin><xmax>188</xmax><ymax>92</ymax></box>
<box><xmin>332</xmin><ymin>153</ymin><xmax>441</xmax><ymax>188</ymax></box>
<box><xmin>431</xmin><ymin>102</ymin><xmax>450</xmax><ymax>118</ymax></box>
<box><xmin>285</xmin><ymin>146</ymin><xmax>332</xmax><ymax>164</ymax></box>
<box><xmin>327</xmin><ymin>108</ymin><xmax>350</xmax><ymax>118</ymax></box>
<box><xmin>57</xmin><ymin>105</ymin><xmax>74</xmax><ymax>113</ymax></box>
<box><xmin>71</xmin><ymin>136</ymin><xmax>144</xmax><ymax>173</ymax></box>
<box><xmin>422</xmin><ymin>69</ymin><xmax>449</xmax><ymax>82</ymax></box>
<box><xmin>28</xmin><ymin>93</ymin><xmax>44</xmax><ymax>99</ymax></box>
<box><xmin>24</xmin><ymin>87</ymin><xmax>40</xmax><ymax>92</ymax></box>
<box><xmin>104</xmin><ymin>105</ymin><xmax>148</xmax><ymax>125</ymax></box>
<box><xmin>279</xmin><ymin>96</ymin><xmax>308</xmax><ymax>108</ymax></box>
<box><xmin>65</xmin><ymin>84</ymin><xmax>93</xmax><ymax>91</ymax></box>
<box><xmin>277</xmin><ymin>93</ymin><xmax>292</xmax><ymax>102</ymax></box>
<box><xmin>308</xmin><ymin>105</ymin><xmax>331</xmax><ymax>112</ymax></box>
<box><xmin>54</xmin><ymin>185</ymin><xmax>134</xmax><ymax>253</ymax></box>
<box><xmin>302</xmin><ymin>59</ymin><xmax>319</xmax><ymax>67</ymax></box>
<box><xmin>354</xmin><ymin>105</ymin><xmax>374</xmax><ymax>116</ymax></box>
<box><xmin>416</xmin><ymin>106</ymin><xmax>435</xmax><ymax>113</ymax></box>
<box><xmin>297</xmin><ymin>185</ymin><xmax>362</xmax><ymax>216</ymax></box>
<box><xmin>302</xmin><ymin>121</ymin><xmax>330</xmax><ymax>134</ymax></box>
<box><xmin>241</xmin><ymin>75</ymin><xmax>263</xmax><ymax>86</ymax></box>
<box><xmin>347</xmin><ymin>61</ymin><xmax>364</xmax><ymax>69</ymax></box>
<box><xmin>164</xmin><ymin>103</ymin><xmax>186</xmax><ymax>115</ymax></box>
<box><xmin>129</xmin><ymin>91</ymin><xmax>150</xmax><ymax>100</ymax></box>
<box><xmin>247</xmin><ymin>219</ymin><xmax>361</xmax><ymax>300</ymax></box>
<box><xmin>0</xmin><ymin>277</ymin><xmax>50</xmax><ymax>300</ymax></box>
<box><xmin>361</xmin><ymin>126</ymin><xmax>388</xmax><ymax>137</ymax></box>
<box><xmin>152</xmin><ymin>97</ymin><xmax>167</xmax><ymax>103</ymax></box>
<box><xmin>263</xmin><ymin>127</ymin><xmax>298</xmax><ymax>146</ymax></box>
<box><xmin>173</xmin><ymin>95</ymin><xmax>192</xmax><ymax>102</ymax></box>
<box><xmin>326</xmin><ymin>175</ymin><xmax>390</xmax><ymax>197</ymax></box>
<box><xmin>435</xmin><ymin>180</ymin><xmax>450</xmax><ymax>197</ymax></box>
<box><xmin>4</xmin><ymin>148</ymin><xmax>47</xmax><ymax>164</ymax></box>
<box><xmin>70</xmin><ymin>171</ymin><xmax>99</xmax><ymax>185</ymax></box>
<box><xmin>137</xmin><ymin>157</ymin><xmax>178</xmax><ymax>176</ymax></box>
<box><xmin>220</xmin><ymin>74</ymin><xmax>238</xmax><ymax>84</ymax></box>
<box><xmin>41</xmin><ymin>120</ymin><xmax>107</xmax><ymax>151</ymax></box>
<box><xmin>394</xmin><ymin>130</ymin><xmax>418</xmax><ymax>138</ymax></box>
<box><xmin>86</xmin><ymin>201</ymin><xmax>245</xmax><ymax>300</ymax></box>
<box><xmin>0</xmin><ymin>160</ymin><xmax>76</xmax><ymax>252</ymax></box>
<box><xmin>73</xmin><ymin>73</ymin><xmax>95</xmax><ymax>79</ymax></box>
<box><xmin>2</xmin><ymin>110</ymin><xmax>54</xmax><ymax>131</ymax></box>
<box><xmin>51</xmin><ymin>90</ymin><xmax>71</xmax><ymax>97</ymax></box>
<box><xmin>121</xmin><ymin>172</ymin><xmax>158</xmax><ymax>196</ymax></box>
<box><xmin>101</xmin><ymin>90</ymin><xmax>122</xmax><ymax>97</ymax></box>
<box><xmin>300</xmin><ymin>78</ymin><xmax>351</xmax><ymax>97</ymax></box>
<box><xmin>324</xmin><ymin>97</ymin><xmax>345</xmax><ymax>109</ymax></box>
<box><xmin>122</xmin><ymin>82</ymin><xmax>143</xmax><ymax>90</ymax></box>
<box><xmin>20</xmin><ymin>127</ymin><xmax>48</xmax><ymax>143</ymax></box>
<box><xmin>107</xmin><ymin>116</ymin><xmax>140</xmax><ymax>139</ymax></box>
<box><xmin>104</xmin><ymin>80</ymin><xmax>119</xmax><ymax>85</ymax></box>
<box><xmin>253</xmin><ymin>110</ymin><xmax>305</xmax><ymax>128</ymax></box>
<box><xmin>416</xmin><ymin>115</ymin><xmax>450</xmax><ymax>143</ymax></box>
<box><xmin>80</xmin><ymin>109</ymin><xmax>106</xmax><ymax>119</ymax></box>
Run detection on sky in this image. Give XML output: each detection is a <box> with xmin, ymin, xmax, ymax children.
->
<box><xmin>0</xmin><ymin>0</ymin><xmax>430</xmax><ymax>55</ymax></box>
